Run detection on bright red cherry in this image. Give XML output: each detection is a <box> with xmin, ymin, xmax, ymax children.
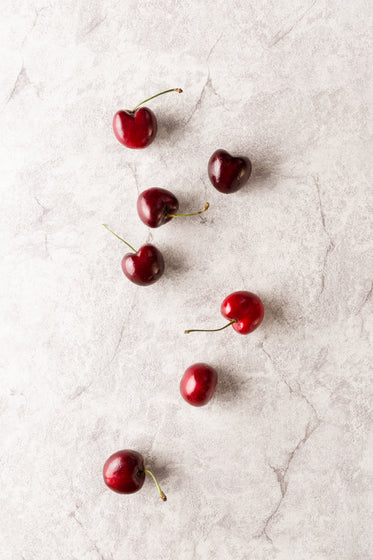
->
<box><xmin>137</xmin><ymin>187</ymin><xmax>209</xmax><ymax>228</ymax></box>
<box><xmin>208</xmin><ymin>149</ymin><xmax>252</xmax><ymax>194</ymax></box>
<box><xmin>103</xmin><ymin>449</ymin><xmax>166</xmax><ymax>501</ymax></box>
<box><xmin>113</xmin><ymin>108</ymin><xmax>157</xmax><ymax>149</ymax></box>
<box><xmin>221</xmin><ymin>291</ymin><xmax>264</xmax><ymax>334</ymax></box>
<box><xmin>113</xmin><ymin>88</ymin><xmax>182</xmax><ymax>149</ymax></box>
<box><xmin>185</xmin><ymin>291</ymin><xmax>264</xmax><ymax>335</ymax></box>
<box><xmin>103</xmin><ymin>225</ymin><xmax>164</xmax><ymax>286</ymax></box>
<box><xmin>180</xmin><ymin>363</ymin><xmax>217</xmax><ymax>407</ymax></box>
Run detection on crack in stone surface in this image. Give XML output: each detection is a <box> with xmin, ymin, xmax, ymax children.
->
<box><xmin>82</xmin><ymin>14</ymin><xmax>107</xmax><ymax>37</ymax></box>
<box><xmin>184</xmin><ymin>68</ymin><xmax>230</xmax><ymax>126</ymax></box>
<box><xmin>43</xmin><ymin>232</ymin><xmax>52</xmax><ymax>260</ymax></box>
<box><xmin>98</xmin><ymin>297</ymin><xmax>137</xmax><ymax>377</ymax></box>
<box><xmin>184</xmin><ymin>72</ymin><xmax>211</xmax><ymax>127</ymax></box>
<box><xmin>22</xmin><ymin>6</ymin><xmax>49</xmax><ymax>46</ymax></box>
<box><xmin>255</xmin><ymin>420</ymin><xmax>321</xmax><ymax>543</ymax></box>
<box><xmin>270</xmin><ymin>465</ymin><xmax>287</xmax><ymax>497</ymax></box>
<box><xmin>320</xmin><ymin>240</ymin><xmax>334</xmax><ymax>293</ymax></box>
<box><xmin>5</xmin><ymin>65</ymin><xmax>30</xmax><ymax>105</ymax></box>
<box><xmin>70</xmin><ymin>511</ymin><xmax>107</xmax><ymax>559</ymax></box>
<box><xmin>313</xmin><ymin>175</ymin><xmax>335</xmax><ymax>295</ymax></box>
<box><xmin>34</xmin><ymin>195</ymin><xmax>51</xmax><ymax>222</ymax></box>
<box><xmin>314</xmin><ymin>176</ymin><xmax>326</xmax><ymax>232</ymax></box>
<box><xmin>356</xmin><ymin>281</ymin><xmax>373</xmax><ymax>315</ymax></box>
<box><xmin>69</xmin><ymin>384</ymin><xmax>91</xmax><ymax>400</ymax></box>
<box><xmin>269</xmin><ymin>0</ymin><xmax>318</xmax><ymax>47</ymax></box>
<box><xmin>32</xmin><ymin>194</ymin><xmax>53</xmax><ymax>259</ymax></box>
<box><xmin>257</xmin><ymin>343</ymin><xmax>322</xmax><ymax>543</ymax></box>
<box><xmin>261</xmin><ymin>343</ymin><xmax>320</xmax><ymax>423</ymax></box>
<box><xmin>105</xmin><ymin>320</ymin><xmax>126</xmax><ymax>369</ymax></box>
<box><xmin>127</xmin><ymin>163</ymin><xmax>140</xmax><ymax>195</ymax></box>
<box><xmin>207</xmin><ymin>32</ymin><xmax>223</xmax><ymax>62</ymax></box>
<box><xmin>183</xmin><ymin>34</ymin><xmax>227</xmax><ymax>126</ymax></box>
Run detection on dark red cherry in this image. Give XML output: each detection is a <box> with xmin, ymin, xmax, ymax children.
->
<box><xmin>180</xmin><ymin>363</ymin><xmax>218</xmax><ymax>406</ymax></box>
<box><xmin>103</xmin><ymin>225</ymin><xmax>164</xmax><ymax>286</ymax></box>
<box><xmin>208</xmin><ymin>149</ymin><xmax>252</xmax><ymax>194</ymax></box>
<box><xmin>113</xmin><ymin>88</ymin><xmax>182</xmax><ymax>149</ymax></box>
<box><xmin>185</xmin><ymin>291</ymin><xmax>264</xmax><ymax>335</ymax></box>
<box><xmin>103</xmin><ymin>450</ymin><xmax>145</xmax><ymax>494</ymax></box>
<box><xmin>122</xmin><ymin>245</ymin><xmax>164</xmax><ymax>286</ymax></box>
<box><xmin>137</xmin><ymin>188</ymin><xmax>179</xmax><ymax>228</ymax></box>
<box><xmin>137</xmin><ymin>188</ymin><xmax>209</xmax><ymax>228</ymax></box>
<box><xmin>103</xmin><ymin>449</ymin><xmax>166</xmax><ymax>501</ymax></box>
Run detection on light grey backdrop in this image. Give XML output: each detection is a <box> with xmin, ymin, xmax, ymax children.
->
<box><xmin>1</xmin><ymin>0</ymin><xmax>372</xmax><ymax>559</ymax></box>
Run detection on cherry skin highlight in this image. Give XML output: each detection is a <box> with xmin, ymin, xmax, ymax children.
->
<box><xmin>221</xmin><ymin>291</ymin><xmax>264</xmax><ymax>334</ymax></box>
<box><xmin>103</xmin><ymin>449</ymin><xmax>167</xmax><ymax>501</ymax></box>
<box><xmin>137</xmin><ymin>188</ymin><xmax>179</xmax><ymax>228</ymax></box>
<box><xmin>121</xmin><ymin>245</ymin><xmax>164</xmax><ymax>286</ymax></box>
<box><xmin>180</xmin><ymin>363</ymin><xmax>218</xmax><ymax>407</ymax></box>
<box><xmin>208</xmin><ymin>149</ymin><xmax>252</xmax><ymax>194</ymax></box>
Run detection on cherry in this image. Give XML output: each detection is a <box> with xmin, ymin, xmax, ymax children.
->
<box><xmin>180</xmin><ymin>363</ymin><xmax>217</xmax><ymax>407</ymax></box>
<box><xmin>208</xmin><ymin>149</ymin><xmax>252</xmax><ymax>194</ymax></box>
<box><xmin>185</xmin><ymin>291</ymin><xmax>264</xmax><ymax>335</ymax></box>
<box><xmin>137</xmin><ymin>187</ymin><xmax>209</xmax><ymax>228</ymax></box>
<box><xmin>103</xmin><ymin>225</ymin><xmax>164</xmax><ymax>286</ymax></box>
<box><xmin>103</xmin><ymin>449</ymin><xmax>167</xmax><ymax>501</ymax></box>
<box><xmin>113</xmin><ymin>88</ymin><xmax>183</xmax><ymax>149</ymax></box>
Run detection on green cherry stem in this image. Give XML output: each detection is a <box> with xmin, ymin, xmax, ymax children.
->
<box><xmin>144</xmin><ymin>470</ymin><xmax>167</xmax><ymax>501</ymax></box>
<box><xmin>184</xmin><ymin>319</ymin><xmax>237</xmax><ymax>335</ymax></box>
<box><xmin>167</xmin><ymin>202</ymin><xmax>210</xmax><ymax>219</ymax></box>
<box><xmin>102</xmin><ymin>224</ymin><xmax>137</xmax><ymax>253</ymax></box>
<box><xmin>132</xmin><ymin>88</ymin><xmax>183</xmax><ymax>112</ymax></box>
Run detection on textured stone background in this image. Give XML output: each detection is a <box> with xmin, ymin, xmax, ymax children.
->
<box><xmin>1</xmin><ymin>1</ymin><xmax>372</xmax><ymax>559</ymax></box>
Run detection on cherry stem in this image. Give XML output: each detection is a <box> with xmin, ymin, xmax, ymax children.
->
<box><xmin>132</xmin><ymin>88</ymin><xmax>183</xmax><ymax>112</ymax></box>
<box><xmin>102</xmin><ymin>224</ymin><xmax>137</xmax><ymax>253</ymax></box>
<box><xmin>167</xmin><ymin>202</ymin><xmax>210</xmax><ymax>219</ymax></box>
<box><xmin>144</xmin><ymin>470</ymin><xmax>167</xmax><ymax>501</ymax></box>
<box><xmin>184</xmin><ymin>319</ymin><xmax>237</xmax><ymax>335</ymax></box>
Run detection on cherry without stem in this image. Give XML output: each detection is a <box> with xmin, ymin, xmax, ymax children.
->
<box><xmin>208</xmin><ymin>149</ymin><xmax>252</xmax><ymax>194</ymax></box>
<box><xmin>180</xmin><ymin>363</ymin><xmax>218</xmax><ymax>407</ymax></box>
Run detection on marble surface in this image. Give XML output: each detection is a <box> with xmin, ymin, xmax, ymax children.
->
<box><xmin>1</xmin><ymin>1</ymin><xmax>372</xmax><ymax>558</ymax></box>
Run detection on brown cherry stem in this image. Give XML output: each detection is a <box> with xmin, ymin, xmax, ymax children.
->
<box><xmin>102</xmin><ymin>224</ymin><xmax>137</xmax><ymax>253</ymax></box>
<box><xmin>144</xmin><ymin>470</ymin><xmax>167</xmax><ymax>501</ymax></box>
<box><xmin>184</xmin><ymin>319</ymin><xmax>237</xmax><ymax>334</ymax></box>
<box><xmin>167</xmin><ymin>202</ymin><xmax>209</xmax><ymax>219</ymax></box>
<box><xmin>132</xmin><ymin>88</ymin><xmax>183</xmax><ymax>112</ymax></box>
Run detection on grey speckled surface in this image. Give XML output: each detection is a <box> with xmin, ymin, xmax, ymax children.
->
<box><xmin>1</xmin><ymin>1</ymin><xmax>372</xmax><ymax>559</ymax></box>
